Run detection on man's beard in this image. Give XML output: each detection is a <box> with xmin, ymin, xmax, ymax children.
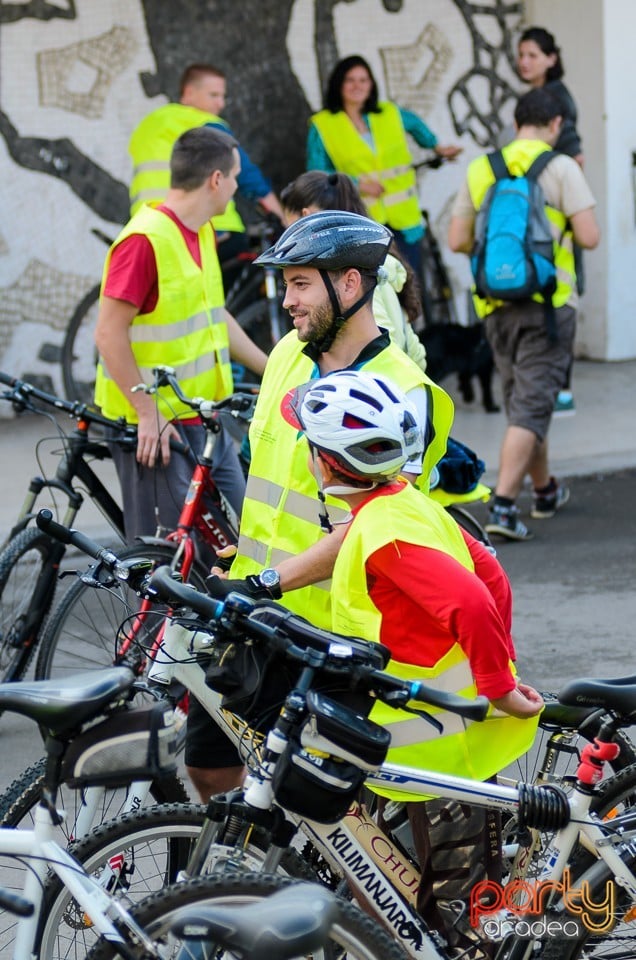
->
<box><xmin>293</xmin><ymin>300</ymin><xmax>334</xmax><ymax>344</ymax></box>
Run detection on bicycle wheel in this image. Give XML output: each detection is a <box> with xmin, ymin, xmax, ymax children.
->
<box><xmin>0</xmin><ymin>527</ymin><xmax>59</xmax><ymax>684</ymax></box>
<box><xmin>419</xmin><ymin>225</ymin><xmax>457</xmax><ymax>328</ymax></box>
<box><xmin>83</xmin><ymin>872</ymin><xmax>407</xmax><ymax>960</ymax></box>
<box><xmin>0</xmin><ymin>770</ymin><xmax>189</xmax><ymax>959</ymax></box>
<box><xmin>61</xmin><ymin>284</ymin><xmax>100</xmax><ymax>405</ymax></box>
<box><xmin>500</xmin><ymin>765</ymin><xmax>636</xmax><ymax>960</ymax></box>
<box><xmin>38</xmin><ymin>803</ymin><xmax>315</xmax><ymax>959</ymax></box>
<box><xmin>235</xmin><ymin>298</ymin><xmax>291</xmax><ymax>371</ymax></box>
<box><xmin>35</xmin><ymin>542</ymin><xmax>209</xmax><ymax>681</ymax></box>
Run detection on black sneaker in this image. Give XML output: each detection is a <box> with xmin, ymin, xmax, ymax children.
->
<box><xmin>485</xmin><ymin>504</ymin><xmax>534</xmax><ymax>541</ymax></box>
<box><xmin>531</xmin><ymin>482</ymin><xmax>570</xmax><ymax>519</ymax></box>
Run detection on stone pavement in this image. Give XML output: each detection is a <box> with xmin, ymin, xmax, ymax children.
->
<box><xmin>0</xmin><ymin>358</ymin><xmax>635</xmax><ymax>541</ymax></box>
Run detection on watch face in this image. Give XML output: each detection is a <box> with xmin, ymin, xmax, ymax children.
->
<box><xmin>260</xmin><ymin>568</ymin><xmax>280</xmax><ymax>589</ymax></box>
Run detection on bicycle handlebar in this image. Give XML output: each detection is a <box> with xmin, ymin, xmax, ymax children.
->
<box><xmin>135</xmin><ymin>366</ymin><xmax>257</xmax><ymax>421</ymax></box>
<box><xmin>34</xmin><ymin>512</ymin><xmax>489</xmax><ymax>723</ymax></box>
<box><xmin>0</xmin><ymin>371</ymin><xmax>132</xmax><ymax>434</ymax></box>
<box><xmin>146</xmin><ymin>565</ymin><xmax>490</xmax><ymax>722</ymax></box>
<box><xmin>0</xmin><ymin>371</ymin><xmax>190</xmax><ymax>455</ymax></box>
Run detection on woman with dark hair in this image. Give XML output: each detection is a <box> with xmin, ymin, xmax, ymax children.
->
<box><xmin>280</xmin><ymin>170</ymin><xmax>427</xmax><ymax>372</ymax></box>
<box><xmin>306</xmin><ymin>55</ymin><xmax>462</xmax><ymax>277</ymax></box>
<box><xmin>517</xmin><ymin>27</ymin><xmax>583</xmax><ymax>166</ymax></box>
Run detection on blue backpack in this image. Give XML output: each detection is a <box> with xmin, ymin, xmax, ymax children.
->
<box><xmin>471</xmin><ymin>149</ymin><xmax>558</xmax><ymax>339</ymax></box>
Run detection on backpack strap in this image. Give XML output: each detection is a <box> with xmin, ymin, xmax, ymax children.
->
<box><xmin>486</xmin><ymin>150</ymin><xmax>510</xmax><ymax>181</ymax></box>
<box><xmin>525</xmin><ymin>148</ymin><xmax>556</xmax><ymax>181</ymax></box>
<box><xmin>527</xmin><ymin>149</ymin><xmax>558</xmax><ymax>341</ymax></box>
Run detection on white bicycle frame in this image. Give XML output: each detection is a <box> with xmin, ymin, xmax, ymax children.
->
<box><xmin>1</xmin><ymin>795</ymin><xmax>158</xmax><ymax>960</ymax></box>
<box><xmin>145</xmin><ymin>621</ymin><xmax>636</xmax><ymax>959</ymax></box>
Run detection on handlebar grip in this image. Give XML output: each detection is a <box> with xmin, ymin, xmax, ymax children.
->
<box><xmin>409</xmin><ymin>681</ymin><xmax>490</xmax><ymax>721</ymax></box>
<box><xmin>146</xmin><ymin>565</ymin><xmax>225</xmax><ymax>620</ymax></box>
<box><xmin>0</xmin><ymin>371</ymin><xmax>17</xmax><ymax>388</ymax></box>
<box><xmin>36</xmin><ymin>509</ymin><xmax>119</xmax><ymax>566</ymax></box>
<box><xmin>169</xmin><ymin>437</ymin><xmax>191</xmax><ymax>457</ymax></box>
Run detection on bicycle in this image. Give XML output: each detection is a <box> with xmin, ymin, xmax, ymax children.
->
<box><xmin>33</xmin><ymin>367</ymin><xmax>256</xmax><ymax>683</ymax></box>
<box><xmin>0</xmin><ymin>663</ymin><xmax>187</xmax><ymax>960</ymax></box>
<box><xmin>61</xmin><ymin>215</ymin><xmax>289</xmax><ymax>405</ymax></box>
<box><xmin>25</xmin><ymin>529</ymin><xmax>636</xmax><ymax>960</ymax></box>
<box><xmin>0</xmin><ymin>372</ymin><xmax>137</xmax><ymax>685</ymax></box>
<box><xmin>60</xmin><ymin>564</ymin><xmax>636</xmax><ymax>960</ymax></box>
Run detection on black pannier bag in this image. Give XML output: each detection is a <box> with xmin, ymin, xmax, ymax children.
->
<box><xmin>61</xmin><ymin>700</ymin><xmax>178</xmax><ymax>788</ymax></box>
<box><xmin>271</xmin><ymin>691</ymin><xmax>391</xmax><ymax>823</ymax></box>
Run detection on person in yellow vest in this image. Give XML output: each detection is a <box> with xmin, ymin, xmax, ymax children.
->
<box><xmin>128</xmin><ymin>63</ymin><xmax>284</xmax><ymax>286</ymax></box>
<box><xmin>94</xmin><ymin>124</ymin><xmax>267</xmax><ymax>554</ymax></box>
<box><xmin>284</xmin><ymin>368</ymin><xmax>543</xmax><ymax>956</ymax></box>
<box><xmin>191</xmin><ymin>210</ymin><xmax>453</xmax><ymax>804</ymax></box>
<box><xmin>307</xmin><ymin>54</ymin><xmax>462</xmax><ymax>279</ymax></box>
<box><xmin>448</xmin><ymin>88</ymin><xmax>599</xmax><ymax>542</ymax></box>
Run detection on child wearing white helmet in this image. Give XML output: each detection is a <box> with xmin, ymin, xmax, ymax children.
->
<box><xmin>288</xmin><ymin>368</ymin><xmax>543</xmax><ymax>957</ymax></box>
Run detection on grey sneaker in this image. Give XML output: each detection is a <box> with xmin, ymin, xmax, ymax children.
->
<box><xmin>485</xmin><ymin>504</ymin><xmax>534</xmax><ymax>541</ymax></box>
<box><xmin>531</xmin><ymin>482</ymin><xmax>570</xmax><ymax>519</ymax></box>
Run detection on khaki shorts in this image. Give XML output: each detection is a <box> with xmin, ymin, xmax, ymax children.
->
<box><xmin>484</xmin><ymin>302</ymin><xmax>576</xmax><ymax>442</ymax></box>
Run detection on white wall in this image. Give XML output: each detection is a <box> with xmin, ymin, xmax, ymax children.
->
<box><xmin>527</xmin><ymin>0</ymin><xmax>636</xmax><ymax>360</ymax></box>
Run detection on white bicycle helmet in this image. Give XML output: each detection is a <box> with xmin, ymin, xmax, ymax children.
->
<box><xmin>288</xmin><ymin>371</ymin><xmax>423</xmax><ymax>482</ymax></box>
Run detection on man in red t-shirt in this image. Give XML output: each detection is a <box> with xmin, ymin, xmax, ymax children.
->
<box><xmin>95</xmin><ymin>127</ymin><xmax>269</xmax><ymax>801</ymax></box>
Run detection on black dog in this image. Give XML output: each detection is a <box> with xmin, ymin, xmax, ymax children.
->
<box><xmin>418</xmin><ymin>323</ymin><xmax>500</xmax><ymax>413</ymax></box>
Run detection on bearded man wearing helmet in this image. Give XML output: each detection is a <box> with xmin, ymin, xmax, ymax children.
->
<box><xmin>184</xmin><ymin>211</ymin><xmax>454</xmax><ymax>805</ymax></box>
<box><xmin>287</xmin><ymin>369</ymin><xmax>543</xmax><ymax>957</ymax></box>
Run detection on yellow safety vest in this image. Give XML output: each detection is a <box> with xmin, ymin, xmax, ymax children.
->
<box><xmin>230</xmin><ymin>332</ymin><xmax>454</xmax><ymax>628</ymax></box>
<box><xmin>331</xmin><ymin>482</ymin><xmax>539</xmax><ymax>799</ymax></box>
<box><xmin>467</xmin><ymin>140</ymin><xmax>577</xmax><ymax>319</ymax></box>
<box><xmin>128</xmin><ymin>103</ymin><xmax>244</xmax><ymax>233</ymax></box>
<box><xmin>94</xmin><ymin>205</ymin><xmax>232</xmax><ymax>423</ymax></box>
<box><xmin>310</xmin><ymin>103</ymin><xmax>422</xmax><ymax>231</ymax></box>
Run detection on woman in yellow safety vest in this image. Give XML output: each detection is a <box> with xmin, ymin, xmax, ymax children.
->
<box><xmin>285</xmin><ymin>368</ymin><xmax>543</xmax><ymax>954</ymax></box>
<box><xmin>307</xmin><ymin>54</ymin><xmax>462</xmax><ymax>277</ymax></box>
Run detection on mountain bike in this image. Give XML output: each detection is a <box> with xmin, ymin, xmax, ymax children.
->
<box><xmin>55</xmin><ymin>564</ymin><xmax>636</xmax><ymax>960</ymax></box>
<box><xmin>0</xmin><ymin>373</ymin><xmax>137</xmax><ymax>685</ymax></box>
<box><xmin>26</xmin><ymin>535</ymin><xmax>636</xmax><ymax>959</ymax></box>
<box><xmin>0</xmin><ymin>664</ymin><xmax>187</xmax><ymax>960</ymax></box>
<box><xmin>33</xmin><ymin>367</ymin><xmax>256</xmax><ymax>682</ymax></box>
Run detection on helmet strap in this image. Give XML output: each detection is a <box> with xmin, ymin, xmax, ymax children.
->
<box><xmin>310</xmin><ymin>445</ymin><xmax>334</xmax><ymax>533</ymax></box>
<box><xmin>314</xmin><ymin>270</ymin><xmax>377</xmax><ymax>353</ymax></box>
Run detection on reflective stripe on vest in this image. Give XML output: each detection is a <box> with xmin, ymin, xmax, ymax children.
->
<box><xmin>230</xmin><ymin>332</ymin><xmax>453</xmax><ymax>629</ymax></box>
<box><xmin>94</xmin><ymin>205</ymin><xmax>232</xmax><ymax>423</ymax></box>
<box><xmin>467</xmin><ymin>141</ymin><xmax>576</xmax><ymax>319</ymax></box>
<box><xmin>310</xmin><ymin>103</ymin><xmax>422</xmax><ymax>231</ymax></box>
<box><xmin>128</xmin><ymin>103</ymin><xmax>244</xmax><ymax>233</ymax></box>
<box><xmin>330</xmin><ymin>483</ymin><xmax>539</xmax><ymax>800</ymax></box>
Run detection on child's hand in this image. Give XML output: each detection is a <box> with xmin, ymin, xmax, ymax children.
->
<box><xmin>492</xmin><ymin>684</ymin><xmax>544</xmax><ymax>719</ymax></box>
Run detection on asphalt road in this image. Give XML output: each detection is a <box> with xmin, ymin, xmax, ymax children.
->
<box><xmin>1</xmin><ymin>467</ymin><xmax>635</xmax><ymax>798</ymax></box>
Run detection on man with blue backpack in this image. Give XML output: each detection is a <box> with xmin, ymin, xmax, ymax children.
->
<box><xmin>448</xmin><ymin>88</ymin><xmax>599</xmax><ymax>540</ymax></box>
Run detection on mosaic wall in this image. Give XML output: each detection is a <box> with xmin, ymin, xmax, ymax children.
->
<box><xmin>0</xmin><ymin>0</ymin><xmax>525</xmax><ymax>405</ymax></box>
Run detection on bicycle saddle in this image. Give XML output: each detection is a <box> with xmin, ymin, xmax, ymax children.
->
<box><xmin>558</xmin><ymin>675</ymin><xmax>636</xmax><ymax>721</ymax></box>
<box><xmin>0</xmin><ymin>666</ymin><xmax>135</xmax><ymax>735</ymax></box>
<box><xmin>169</xmin><ymin>882</ymin><xmax>338</xmax><ymax>960</ymax></box>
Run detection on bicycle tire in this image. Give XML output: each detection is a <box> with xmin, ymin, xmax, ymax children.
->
<box><xmin>61</xmin><ymin>283</ymin><xmax>100</xmax><ymax>405</ymax></box>
<box><xmin>445</xmin><ymin>503</ymin><xmax>493</xmax><ymax>547</ymax></box>
<box><xmin>501</xmin><ymin>763</ymin><xmax>636</xmax><ymax>960</ymax></box>
<box><xmin>0</xmin><ymin>769</ymin><xmax>189</xmax><ymax>959</ymax></box>
<box><xmin>83</xmin><ymin>872</ymin><xmax>408</xmax><ymax>960</ymax></box>
<box><xmin>35</xmin><ymin>542</ymin><xmax>209</xmax><ymax>681</ymax></box>
<box><xmin>38</xmin><ymin>803</ymin><xmax>316</xmax><ymax>959</ymax></box>
<box><xmin>419</xmin><ymin>224</ymin><xmax>457</xmax><ymax>328</ymax></box>
<box><xmin>0</xmin><ymin>527</ymin><xmax>59</xmax><ymax>685</ymax></box>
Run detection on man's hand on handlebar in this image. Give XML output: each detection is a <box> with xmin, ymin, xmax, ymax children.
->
<box><xmin>136</xmin><ymin>409</ymin><xmax>180</xmax><ymax>468</ymax></box>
